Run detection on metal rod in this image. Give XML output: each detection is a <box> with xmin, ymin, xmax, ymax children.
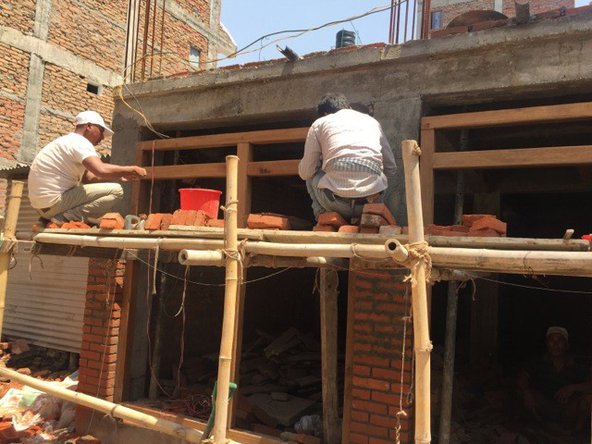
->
<box><xmin>159</xmin><ymin>0</ymin><xmax>166</xmax><ymax>75</ymax></box>
<box><xmin>389</xmin><ymin>0</ymin><xmax>396</xmax><ymax>44</ymax></box>
<box><xmin>404</xmin><ymin>0</ymin><xmax>410</xmax><ymax>42</ymax></box>
<box><xmin>149</xmin><ymin>0</ymin><xmax>157</xmax><ymax>77</ymax></box>
<box><xmin>140</xmin><ymin>0</ymin><xmax>152</xmax><ymax>81</ymax></box>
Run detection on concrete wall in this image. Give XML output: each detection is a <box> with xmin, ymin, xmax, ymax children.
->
<box><xmin>113</xmin><ymin>10</ymin><xmax>592</xmax><ymax>224</ymax></box>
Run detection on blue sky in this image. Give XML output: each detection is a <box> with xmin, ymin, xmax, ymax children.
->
<box><xmin>219</xmin><ymin>0</ymin><xmax>389</xmax><ymax>66</ymax></box>
<box><xmin>219</xmin><ymin>0</ymin><xmax>588</xmax><ymax>66</ymax></box>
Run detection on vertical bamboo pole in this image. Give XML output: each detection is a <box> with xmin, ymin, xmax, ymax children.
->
<box><xmin>401</xmin><ymin>141</ymin><xmax>432</xmax><ymax>444</ymax></box>
<box><xmin>0</xmin><ymin>180</ymin><xmax>24</xmax><ymax>338</ymax></box>
<box><xmin>212</xmin><ymin>155</ymin><xmax>239</xmax><ymax>444</ymax></box>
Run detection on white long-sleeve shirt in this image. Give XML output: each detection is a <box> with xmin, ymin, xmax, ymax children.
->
<box><xmin>298</xmin><ymin>109</ymin><xmax>397</xmax><ymax>198</ymax></box>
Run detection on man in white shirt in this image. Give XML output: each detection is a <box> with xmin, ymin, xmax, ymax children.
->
<box><xmin>28</xmin><ymin>110</ymin><xmax>147</xmax><ymax>225</ymax></box>
<box><xmin>298</xmin><ymin>93</ymin><xmax>397</xmax><ymax>222</ymax></box>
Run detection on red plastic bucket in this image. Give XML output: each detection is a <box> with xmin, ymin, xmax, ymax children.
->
<box><xmin>179</xmin><ymin>188</ymin><xmax>222</xmax><ymax>219</ymax></box>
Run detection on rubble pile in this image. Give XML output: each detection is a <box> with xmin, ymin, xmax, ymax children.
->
<box><xmin>0</xmin><ymin>339</ymin><xmax>101</xmax><ymax>444</ymax></box>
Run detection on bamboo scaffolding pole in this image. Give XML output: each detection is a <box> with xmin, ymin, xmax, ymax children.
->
<box><xmin>37</xmin><ymin>227</ymin><xmax>591</xmax><ymax>251</ymax></box>
<box><xmin>0</xmin><ymin>366</ymin><xmax>212</xmax><ymax>443</ymax></box>
<box><xmin>0</xmin><ymin>181</ymin><xmax>23</xmax><ymax>337</ymax></box>
<box><xmin>402</xmin><ymin>140</ymin><xmax>432</xmax><ymax>444</ymax></box>
<box><xmin>33</xmin><ymin>234</ymin><xmax>592</xmax><ymax>277</ymax></box>
<box><xmin>212</xmin><ymin>155</ymin><xmax>239</xmax><ymax>444</ymax></box>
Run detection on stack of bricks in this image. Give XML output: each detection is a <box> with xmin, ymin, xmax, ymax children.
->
<box><xmin>246</xmin><ymin>213</ymin><xmax>291</xmax><ymax>230</ymax></box>
<box><xmin>423</xmin><ymin>214</ymin><xmax>507</xmax><ymax>237</ymax></box>
<box><xmin>144</xmin><ymin>209</ymin><xmax>223</xmax><ymax>230</ymax></box>
<box><xmin>345</xmin><ymin>270</ymin><xmax>413</xmax><ymax>444</ymax></box>
<box><xmin>313</xmin><ymin>204</ymin><xmax>401</xmax><ymax>235</ymax></box>
<box><xmin>78</xmin><ymin>259</ymin><xmax>124</xmax><ymax>403</ymax></box>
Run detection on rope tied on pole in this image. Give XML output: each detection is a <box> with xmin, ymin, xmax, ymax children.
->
<box><xmin>401</xmin><ymin>241</ymin><xmax>432</xmax><ymax>285</ymax></box>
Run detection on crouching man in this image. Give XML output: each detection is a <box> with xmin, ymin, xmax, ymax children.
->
<box><xmin>298</xmin><ymin>93</ymin><xmax>397</xmax><ymax>223</ymax></box>
<box><xmin>28</xmin><ymin>111</ymin><xmax>146</xmax><ymax>226</ymax></box>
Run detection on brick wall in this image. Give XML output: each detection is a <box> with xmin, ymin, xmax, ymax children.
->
<box><xmin>432</xmin><ymin>0</ymin><xmax>575</xmax><ymax>29</ymax></box>
<box><xmin>78</xmin><ymin>258</ymin><xmax>125</xmax><ymax>402</ymax></box>
<box><xmin>0</xmin><ymin>1</ymin><xmax>36</xmax><ymax>34</ymax></box>
<box><xmin>345</xmin><ymin>270</ymin><xmax>414</xmax><ymax>444</ymax></box>
<box><xmin>48</xmin><ymin>0</ymin><xmax>127</xmax><ymax>73</ymax></box>
<box><xmin>1</xmin><ymin>0</ymin><xmax>214</xmax><ymax>162</ymax></box>
<box><xmin>0</xmin><ymin>43</ymin><xmax>29</xmax><ymax>160</ymax></box>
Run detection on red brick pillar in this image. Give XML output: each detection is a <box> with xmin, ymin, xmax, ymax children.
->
<box><xmin>78</xmin><ymin>258</ymin><xmax>125</xmax><ymax>401</ymax></box>
<box><xmin>345</xmin><ymin>269</ymin><xmax>414</xmax><ymax>444</ymax></box>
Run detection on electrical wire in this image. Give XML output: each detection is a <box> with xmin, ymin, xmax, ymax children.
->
<box><xmin>125</xmin><ymin>249</ymin><xmax>294</xmax><ymax>286</ymax></box>
<box><xmin>461</xmin><ymin>272</ymin><xmax>592</xmax><ymax>295</ymax></box>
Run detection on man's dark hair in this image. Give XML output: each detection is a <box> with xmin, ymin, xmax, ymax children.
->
<box><xmin>317</xmin><ymin>93</ymin><xmax>351</xmax><ymax>116</ymax></box>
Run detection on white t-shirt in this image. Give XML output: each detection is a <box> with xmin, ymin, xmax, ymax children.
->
<box><xmin>28</xmin><ymin>133</ymin><xmax>99</xmax><ymax>209</ymax></box>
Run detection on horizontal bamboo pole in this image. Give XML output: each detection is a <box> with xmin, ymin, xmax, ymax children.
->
<box><xmin>38</xmin><ymin>228</ymin><xmax>591</xmax><ymax>251</ymax></box>
<box><xmin>0</xmin><ymin>367</ymin><xmax>211</xmax><ymax>443</ymax></box>
<box><xmin>34</xmin><ymin>233</ymin><xmax>592</xmax><ymax>277</ymax></box>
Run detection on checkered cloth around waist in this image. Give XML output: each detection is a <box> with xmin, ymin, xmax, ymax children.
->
<box><xmin>326</xmin><ymin>157</ymin><xmax>383</xmax><ymax>176</ymax></box>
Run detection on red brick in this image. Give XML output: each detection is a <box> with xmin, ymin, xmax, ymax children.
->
<box><xmin>206</xmin><ymin>218</ymin><xmax>224</xmax><ymax>228</ymax></box>
<box><xmin>378</xmin><ymin>225</ymin><xmax>402</xmax><ymax>235</ymax></box>
<box><xmin>99</xmin><ymin>213</ymin><xmax>124</xmax><ymax>230</ymax></box>
<box><xmin>160</xmin><ymin>214</ymin><xmax>173</xmax><ymax>230</ymax></box>
<box><xmin>470</xmin><ymin>216</ymin><xmax>507</xmax><ymax>234</ymax></box>
<box><xmin>360</xmin><ymin>226</ymin><xmax>379</xmax><ymax>234</ymax></box>
<box><xmin>318</xmin><ymin>211</ymin><xmax>348</xmax><ymax>227</ymax></box>
<box><xmin>171</xmin><ymin>209</ymin><xmax>189</xmax><ymax>225</ymax></box>
<box><xmin>468</xmin><ymin>227</ymin><xmax>501</xmax><ymax>237</ymax></box>
<box><xmin>247</xmin><ymin>213</ymin><xmax>290</xmax><ymax>230</ymax></box>
<box><xmin>430</xmin><ymin>25</ymin><xmax>469</xmax><ymax>38</ymax></box>
<box><xmin>350</xmin><ymin>433</ymin><xmax>369</xmax><ymax>444</ymax></box>
<box><xmin>313</xmin><ymin>224</ymin><xmax>337</xmax><ymax>232</ymax></box>
<box><xmin>145</xmin><ymin>213</ymin><xmax>164</xmax><ymax>230</ymax></box>
<box><xmin>462</xmin><ymin>213</ymin><xmax>495</xmax><ymax>227</ymax></box>
<box><xmin>352</xmin><ymin>387</ymin><xmax>371</xmax><ymax>400</ymax></box>
<box><xmin>362</xmin><ymin>204</ymin><xmax>397</xmax><ymax>225</ymax></box>
<box><xmin>193</xmin><ymin>210</ymin><xmax>209</xmax><ymax>227</ymax></box>
<box><xmin>339</xmin><ymin>224</ymin><xmax>360</xmax><ymax>233</ymax></box>
<box><xmin>353</xmin><ymin>376</ymin><xmax>390</xmax><ymax>391</ymax></box>
<box><xmin>351</xmin><ymin>400</ymin><xmax>387</xmax><ymax>415</ymax></box>
<box><xmin>350</xmin><ymin>421</ymin><xmax>389</xmax><ymax>438</ymax></box>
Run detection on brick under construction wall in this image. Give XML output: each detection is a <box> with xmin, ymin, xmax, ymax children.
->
<box><xmin>78</xmin><ymin>259</ymin><xmax>125</xmax><ymax>402</ymax></box>
<box><xmin>345</xmin><ymin>270</ymin><xmax>414</xmax><ymax>444</ymax></box>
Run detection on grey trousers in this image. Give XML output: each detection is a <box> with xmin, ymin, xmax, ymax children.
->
<box><xmin>36</xmin><ymin>183</ymin><xmax>123</xmax><ymax>223</ymax></box>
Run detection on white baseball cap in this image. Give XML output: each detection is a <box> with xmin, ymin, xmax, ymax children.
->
<box><xmin>546</xmin><ymin>326</ymin><xmax>568</xmax><ymax>342</ymax></box>
<box><xmin>74</xmin><ymin>110</ymin><xmax>114</xmax><ymax>136</ymax></box>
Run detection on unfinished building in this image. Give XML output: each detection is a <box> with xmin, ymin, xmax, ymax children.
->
<box><xmin>3</xmin><ymin>4</ymin><xmax>591</xmax><ymax>444</ymax></box>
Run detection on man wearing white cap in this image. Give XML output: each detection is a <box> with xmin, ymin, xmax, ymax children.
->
<box><xmin>28</xmin><ymin>111</ymin><xmax>146</xmax><ymax>225</ymax></box>
<box><xmin>516</xmin><ymin>326</ymin><xmax>592</xmax><ymax>432</ymax></box>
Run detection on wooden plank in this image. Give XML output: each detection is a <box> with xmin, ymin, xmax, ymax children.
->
<box><xmin>320</xmin><ymin>269</ymin><xmax>340</xmax><ymax>444</ymax></box>
<box><xmin>142</xmin><ymin>163</ymin><xmax>226</xmax><ymax>180</ymax></box>
<box><xmin>341</xmin><ymin>268</ymin><xmax>356</xmax><ymax>444</ymax></box>
<box><xmin>246</xmin><ymin>160</ymin><xmax>299</xmax><ymax>177</ymax></box>
<box><xmin>432</xmin><ymin>145</ymin><xmax>592</xmax><ymax>170</ymax></box>
<box><xmin>237</xmin><ymin>143</ymin><xmax>253</xmax><ymax>228</ymax></box>
<box><xmin>420</xmin><ymin>130</ymin><xmax>435</xmax><ymax>225</ymax></box>
<box><xmin>113</xmin><ymin>261</ymin><xmax>135</xmax><ymax>403</ymax></box>
<box><xmin>421</xmin><ymin>102</ymin><xmax>592</xmax><ymax>130</ymax></box>
<box><xmin>137</xmin><ymin>127</ymin><xmax>309</xmax><ymax>151</ymax></box>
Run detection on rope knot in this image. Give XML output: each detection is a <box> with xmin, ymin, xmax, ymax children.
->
<box><xmin>401</xmin><ymin>241</ymin><xmax>432</xmax><ymax>285</ymax></box>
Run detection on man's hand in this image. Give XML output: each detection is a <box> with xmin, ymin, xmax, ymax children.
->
<box><xmin>126</xmin><ymin>166</ymin><xmax>147</xmax><ymax>180</ymax></box>
<box><xmin>555</xmin><ymin>385</ymin><xmax>577</xmax><ymax>404</ymax></box>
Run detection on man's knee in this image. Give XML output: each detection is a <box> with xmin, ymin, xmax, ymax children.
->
<box><xmin>109</xmin><ymin>183</ymin><xmax>124</xmax><ymax>200</ymax></box>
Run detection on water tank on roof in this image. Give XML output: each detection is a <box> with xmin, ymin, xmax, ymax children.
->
<box><xmin>335</xmin><ymin>30</ymin><xmax>356</xmax><ymax>48</ymax></box>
